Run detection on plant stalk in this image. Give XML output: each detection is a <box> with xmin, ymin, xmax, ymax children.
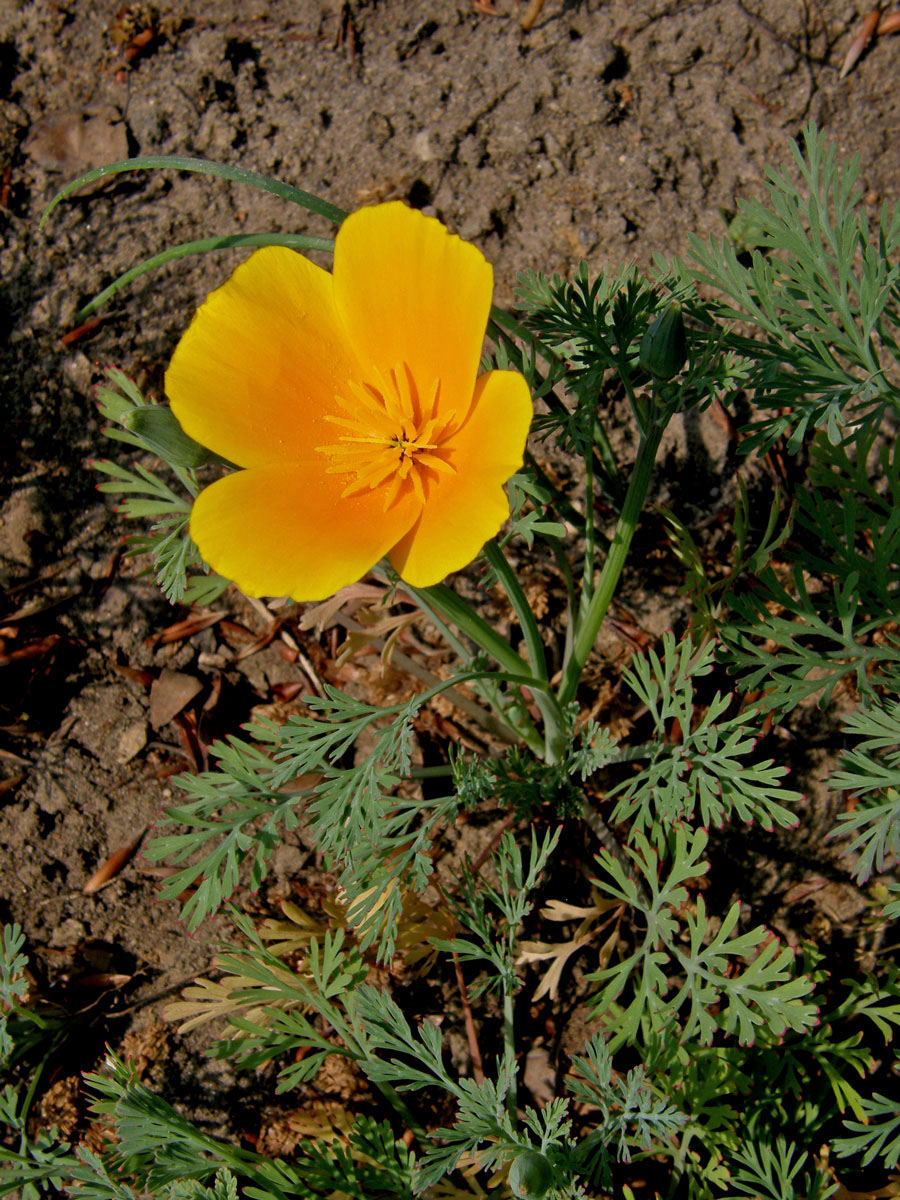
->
<box><xmin>503</xmin><ymin>986</ymin><xmax>517</xmax><ymax>1120</ymax></box>
<box><xmin>483</xmin><ymin>541</ymin><xmax>568</xmax><ymax>762</ymax></box>
<box><xmin>558</xmin><ymin>415</ymin><xmax>666</xmax><ymax>707</ymax></box>
<box><xmin>414</xmin><ymin>582</ymin><xmax>546</xmax><ymax>756</ymax></box>
<box><xmin>482</xmin><ymin>541</ymin><xmax>547</xmax><ymax>683</ymax></box>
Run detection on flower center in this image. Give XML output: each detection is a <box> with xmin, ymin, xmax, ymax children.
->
<box><xmin>317</xmin><ymin>362</ymin><xmax>456</xmax><ymax>509</ymax></box>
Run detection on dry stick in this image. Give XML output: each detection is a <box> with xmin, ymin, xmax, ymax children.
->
<box><xmin>243</xmin><ymin>596</ymin><xmax>328</xmax><ymax>697</ymax></box>
<box><xmin>519</xmin><ymin>0</ymin><xmax>547</xmax><ymax>32</ymax></box>
<box><xmin>453</xmin><ymin>951</ymin><xmax>486</xmax><ymax>1084</ymax></box>
<box><xmin>581</xmin><ymin>798</ymin><xmax>651</xmax><ymax>910</ymax></box>
<box><xmin>466</xmin><ymin>812</ymin><xmax>518</xmax><ymax>878</ymax></box>
<box><xmin>839</xmin><ymin>7</ymin><xmax>882</xmax><ymax>79</ymax></box>
<box><xmin>104</xmin><ymin>971</ymin><xmax>216</xmax><ymax>1018</ymax></box>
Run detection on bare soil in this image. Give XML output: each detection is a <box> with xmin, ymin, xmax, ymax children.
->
<box><xmin>1</xmin><ymin>0</ymin><xmax>898</xmax><ymax>1174</ymax></box>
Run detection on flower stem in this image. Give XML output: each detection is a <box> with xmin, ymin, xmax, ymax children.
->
<box><xmin>557</xmin><ymin>415</ymin><xmax>666</xmax><ymax>708</ymax></box>
<box><xmin>503</xmin><ymin>986</ymin><xmax>517</xmax><ymax>1120</ymax></box>
<box><xmin>420</xmin><ymin>582</ymin><xmax>529</xmax><ymax>676</ymax></box>
<box><xmin>580</xmin><ymin>444</ymin><xmax>595</xmax><ymax>615</ymax></box>
<box><xmin>409</xmin><ymin>764</ymin><xmax>455</xmax><ymax>779</ymax></box>
<box><xmin>411</xmin><ymin>582</ymin><xmax>546</xmax><ymax>757</ymax></box>
<box><xmin>483</xmin><ymin>541</ymin><xmax>569</xmax><ymax>763</ymax></box>
<box><xmin>483</xmin><ymin>542</ymin><xmax>547</xmax><ymax>682</ymax></box>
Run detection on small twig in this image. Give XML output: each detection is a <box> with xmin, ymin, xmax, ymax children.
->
<box><xmin>295</xmin><ymin>647</ymin><xmax>327</xmax><ymax>698</ymax></box>
<box><xmin>467</xmin><ymin>813</ymin><xmax>518</xmax><ymax>879</ymax></box>
<box><xmin>839</xmin><ymin>7</ymin><xmax>882</xmax><ymax>79</ymax></box>
<box><xmin>581</xmin><ymin>798</ymin><xmax>651</xmax><ymax>909</ymax></box>
<box><xmin>83</xmin><ymin>827</ymin><xmax>147</xmax><ymax>894</ymax></box>
<box><xmin>453</xmin><ymin>952</ymin><xmax>485</xmax><ymax>1084</ymax></box>
<box><xmin>105</xmin><ymin>971</ymin><xmax>217</xmax><ymax>1017</ymax></box>
<box><xmin>520</xmin><ymin>0</ymin><xmax>548</xmax><ymax>32</ymax></box>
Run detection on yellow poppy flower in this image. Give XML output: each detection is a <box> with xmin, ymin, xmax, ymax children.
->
<box><xmin>166</xmin><ymin>201</ymin><xmax>532</xmax><ymax>601</ymax></box>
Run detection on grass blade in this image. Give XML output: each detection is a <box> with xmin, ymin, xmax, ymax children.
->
<box><xmin>76</xmin><ymin>232</ymin><xmax>335</xmax><ymax>319</ymax></box>
<box><xmin>41</xmin><ymin>154</ymin><xmax>348</xmax><ymax>229</ymax></box>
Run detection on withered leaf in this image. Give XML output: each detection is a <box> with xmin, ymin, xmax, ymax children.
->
<box><xmin>83</xmin><ymin>829</ymin><xmax>146</xmax><ymax>894</ymax></box>
<box><xmin>149</xmin><ymin>669</ymin><xmax>202</xmax><ymax>729</ymax></box>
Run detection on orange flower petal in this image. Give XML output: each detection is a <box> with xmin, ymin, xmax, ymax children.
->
<box><xmin>388</xmin><ymin>370</ymin><xmax>532</xmax><ymax>587</ymax></box>
<box><xmin>191</xmin><ymin>464</ymin><xmax>421</xmax><ymax>601</ymax></box>
<box><xmin>333</xmin><ymin>203</ymin><xmax>493</xmax><ymax>426</ymax></box>
<box><xmin>166</xmin><ymin>247</ymin><xmax>360</xmax><ymax>469</ymax></box>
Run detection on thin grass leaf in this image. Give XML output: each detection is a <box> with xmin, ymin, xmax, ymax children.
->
<box><xmin>77</xmin><ymin>232</ymin><xmax>335</xmax><ymax>320</ymax></box>
<box><xmin>41</xmin><ymin>154</ymin><xmax>348</xmax><ymax>229</ymax></box>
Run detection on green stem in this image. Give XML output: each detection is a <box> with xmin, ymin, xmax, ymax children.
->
<box><xmin>419</xmin><ymin>582</ymin><xmax>529</xmax><ymax>676</ymax></box>
<box><xmin>591</xmin><ymin>415</ymin><xmax>622</xmax><ymax>498</ymax></box>
<box><xmin>483</xmin><ymin>541</ymin><xmax>569</xmax><ymax>763</ymax></box>
<box><xmin>558</xmin><ymin>415</ymin><xmax>666</xmax><ymax>707</ymax></box>
<box><xmin>503</xmin><ymin>986</ymin><xmax>517</xmax><ymax>1119</ymax></box>
<box><xmin>581</xmin><ymin>445</ymin><xmax>595</xmax><ymax>616</ymax></box>
<box><xmin>372</xmin><ymin>1079</ymin><xmax>429</xmax><ymax>1142</ymax></box>
<box><xmin>394</xmin><ymin>578</ymin><xmax>514</xmax><ymax>735</ymax></box>
<box><xmin>483</xmin><ymin>542</ymin><xmax>547</xmax><ymax>682</ymax></box>
<box><xmin>550</xmin><ymin>538</ymin><xmax>577</xmax><ymax>675</ymax></box>
<box><xmin>16</xmin><ymin>1048</ymin><xmax>48</xmax><ymax>1132</ymax></box>
<box><xmin>412</xmin><ymin>583</ymin><xmax>545</xmax><ymax>757</ymax></box>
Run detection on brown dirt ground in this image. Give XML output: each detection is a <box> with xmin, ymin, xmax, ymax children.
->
<box><xmin>1</xmin><ymin>0</ymin><xmax>898</xmax><ymax>1180</ymax></box>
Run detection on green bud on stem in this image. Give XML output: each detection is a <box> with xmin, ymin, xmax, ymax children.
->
<box><xmin>124</xmin><ymin>406</ymin><xmax>214</xmax><ymax>469</ymax></box>
<box><xmin>508</xmin><ymin>1151</ymin><xmax>555</xmax><ymax>1200</ymax></box>
<box><xmin>639</xmin><ymin>300</ymin><xmax>687</xmax><ymax>380</ymax></box>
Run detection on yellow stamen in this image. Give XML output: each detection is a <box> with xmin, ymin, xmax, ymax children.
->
<box><xmin>316</xmin><ymin>362</ymin><xmax>456</xmax><ymax>510</ymax></box>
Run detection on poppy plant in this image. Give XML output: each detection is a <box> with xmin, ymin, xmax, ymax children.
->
<box><xmin>166</xmin><ymin>202</ymin><xmax>532</xmax><ymax>601</ymax></box>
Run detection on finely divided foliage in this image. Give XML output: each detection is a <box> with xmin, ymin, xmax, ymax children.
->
<box><xmin>828</xmin><ymin>699</ymin><xmax>900</xmax><ymax>883</ymax></box>
<box><xmin>610</xmin><ymin>634</ymin><xmax>801</xmax><ymax>836</ymax></box>
<box><xmin>4</xmin><ymin>124</ymin><xmax>899</xmax><ymax>1198</ymax></box>
<box><xmin>588</xmin><ymin>828</ymin><xmax>817</xmax><ymax>1048</ymax></box>
<box><xmin>680</xmin><ymin>124</ymin><xmax>900</xmax><ymax>454</ymax></box>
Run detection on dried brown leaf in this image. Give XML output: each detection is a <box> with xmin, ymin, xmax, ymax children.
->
<box><xmin>149</xmin><ymin>669</ymin><xmax>202</xmax><ymax>729</ymax></box>
<box><xmin>72</xmin><ymin>972</ymin><xmax>131</xmax><ymax>989</ymax></box>
<box><xmin>840</xmin><ymin>8</ymin><xmax>882</xmax><ymax>79</ymax></box>
<box><xmin>146</xmin><ymin>610</ymin><xmax>224</xmax><ymax>649</ymax></box>
<box><xmin>83</xmin><ymin>829</ymin><xmax>146</xmax><ymax>894</ymax></box>
<box><xmin>540</xmin><ymin>899</ymin><xmax>617</xmax><ymax>922</ymax></box>
<box><xmin>258</xmin><ymin>899</ymin><xmax>327</xmax><ymax>957</ymax></box>
<box><xmin>24</xmin><ymin>107</ymin><xmax>128</xmax><ymax>177</ymax></box>
<box><xmin>166</xmin><ymin>943</ymin><xmax>310</xmax><ymax>1033</ymax></box>
<box><xmin>518</xmin><ymin>934</ymin><xmax>594</xmax><ymax>1002</ymax></box>
<box><xmin>299</xmin><ymin>583</ymin><xmax>387</xmax><ymax>633</ymax></box>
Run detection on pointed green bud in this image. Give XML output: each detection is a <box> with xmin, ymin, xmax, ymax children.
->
<box><xmin>124</xmin><ymin>406</ymin><xmax>214</xmax><ymax>469</ymax></box>
<box><xmin>639</xmin><ymin>300</ymin><xmax>687</xmax><ymax>380</ymax></box>
<box><xmin>509</xmin><ymin>1152</ymin><xmax>555</xmax><ymax>1200</ymax></box>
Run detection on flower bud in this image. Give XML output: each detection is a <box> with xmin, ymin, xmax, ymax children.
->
<box><xmin>125</xmin><ymin>406</ymin><xmax>214</xmax><ymax>468</ymax></box>
<box><xmin>639</xmin><ymin>300</ymin><xmax>687</xmax><ymax>380</ymax></box>
<box><xmin>509</xmin><ymin>1151</ymin><xmax>555</xmax><ymax>1200</ymax></box>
